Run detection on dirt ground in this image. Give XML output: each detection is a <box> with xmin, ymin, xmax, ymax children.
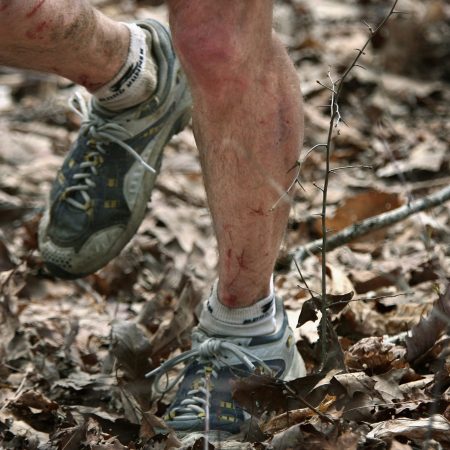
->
<box><xmin>0</xmin><ymin>0</ymin><xmax>449</xmax><ymax>449</ymax></box>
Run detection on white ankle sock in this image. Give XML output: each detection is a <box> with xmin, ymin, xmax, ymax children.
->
<box><xmin>93</xmin><ymin>23</ymin><xmax>158</xmax><ymax>111</ymax></box>
<box><xmin>198</xmin><ymin>279</ymin><xmax>277</xmax><ymax>337</ymax></box>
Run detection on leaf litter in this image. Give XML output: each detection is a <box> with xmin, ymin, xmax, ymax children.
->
<box><xmin>0</xmin><ymin>0</ymin><xmax>449</xmax><ymax>448</ymax></box>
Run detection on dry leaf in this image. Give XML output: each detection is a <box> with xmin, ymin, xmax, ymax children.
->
<box><xmin>345</xmin><ymin>337</ymin><xmax>406</xmax><ymax>372</ymax></box>
<box><xmin>313</xmin><ymin>190</ymin><xmax>402</xmax><ymax>241</ymax></box>
<box><xmin>406</xmin><ymin>284</ymin><xmax>450</xmax><ymax>363</ymax></box>
<box><xmin>262</xmin><ymin>394</ymin><xmax>336</xmax><ymax>434</ymax></box>
<box><xmin>367</xmin><ymin>415</ymin><xmax>450</xmax><ymax>445</ymax></box>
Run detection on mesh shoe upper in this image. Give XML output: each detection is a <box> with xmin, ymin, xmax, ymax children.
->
<box><xmin>38</xmin><ymin>19</ymin><xmax>191</xmax><ymax>278</ymax></box>
<box><xmin>147</xmin><ymin>298</ymin><xmax>306</xmax><ymax>435</ymax></box>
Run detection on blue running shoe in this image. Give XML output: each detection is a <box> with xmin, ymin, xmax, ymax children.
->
<box><xmin>39</xmin><ymin>19</ymin><xmax>191</xmax><ymax>278</ymax></box>
<box><xmin>147</xmin><ymin>298</ymin><xmax>306</xmax><ymax>437</ymax></box>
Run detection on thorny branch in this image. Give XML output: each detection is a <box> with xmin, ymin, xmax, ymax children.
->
<box><xmin>312</xmin><ymin>0</ymin><xmax>399</xmax><ymax>366</ymax></box>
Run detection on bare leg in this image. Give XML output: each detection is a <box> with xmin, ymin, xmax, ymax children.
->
<box><xmin>0</xmin><ymin>0</ymin><xmax>128</xmax><ymax>91</ymax></box>
<box><xmin>168</xmin><ymin>0</ymin><xmax>304</xmax><ymax>307</ymax></box>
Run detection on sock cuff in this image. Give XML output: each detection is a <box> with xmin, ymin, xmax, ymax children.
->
<box><xmin>205</xmin><ymin>278</ymin><xmax>275</xmax><ymax>326</ymax></box>
<box><xmin>93</xmin><ymin>24</ymin><xmax>146</xmax><ymax>101</ymax></box>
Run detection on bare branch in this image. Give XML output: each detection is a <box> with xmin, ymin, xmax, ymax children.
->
<box><xmin>293</xmin><ymin>257</ymin><xmax>317</xmax><ymax>299</ymax></box>
<box><xmin>329</xmin><ymin>165</ymin><xmax>373</xmax><ymax>173</ymax></box>
<box><xmin>312</xmin><ymin>182</ymin><xmax>324</xmax><ymax>192</ymax></box>
<box><xmin>293</xmin><ymin>184</ymin><xmax>450</xmax><ymax>262</ymax></box>
<box><xmin>316</xmin><ymin>80</ymin><xmax>336</xmax><ymax>94</ymax></box>
<box><xmin>310</xmin><ymin>0</ymin><xmax>399</xmax><ymax>367</ymax></box>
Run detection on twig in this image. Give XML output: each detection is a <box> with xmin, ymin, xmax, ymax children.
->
<box><xmin>0</xmin><ymin>370</ymin><xmax>29</xmax><ymax>412</ymax></box>
<box><xmin>329</xmin><ymin>292</ymin><xmax>409</xmax><ymax>308</ymax></box>
<box><xmin>293</xmin><ymin>184</ymin><xmax>450</xmax><ymax>262</ymax></box>
<box><xmin>329</xmin><ymin>165</ymin><xmax>373</xmax><ymax>173</ymax></box>
<box><xmin>313</xmin><ymin>0</ymin><xmax>399</xmax><ymax>367</ymax></box>
<box><xmin>270</xmin><ymin>165</ymin><xmax>301</xmax><ymax>211</ymax></box>
<box><xmin>293</xmin><ymin>257</ymin><xmax>317</xmax><ymax>299</ymax></box>
<box><xmin>284</xmin><ymin>383</ymin><xmax>335</xmax><ymax>424</ymax></box>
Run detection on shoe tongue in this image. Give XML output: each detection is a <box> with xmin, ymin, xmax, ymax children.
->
<box><xmin>90</xmin><ymin>98</ymin><xmax>117</xmax><ymax>119</ymax></box>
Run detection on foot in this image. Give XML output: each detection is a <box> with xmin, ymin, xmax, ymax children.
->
<box><xmin>147</xmin><ymin>298</ymin><xmax>306</xmax><ymax>436</ymax></box>
<box><xmin>38</xmin><ymin>19</ymin><xmax>191</xmax><ymax>279</ymax></box>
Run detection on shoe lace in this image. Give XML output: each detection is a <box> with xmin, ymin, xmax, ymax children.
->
<box><xmin>63</xmin><ymin>92</ymin><xmax>157</xmax><ymax>211</ymax></box>
<box><xmin>146</xmin><ymin>334</ymin><xmax>273</xmax><ymax>421</ymax></box>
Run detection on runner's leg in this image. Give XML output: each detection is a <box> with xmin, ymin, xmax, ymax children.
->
<box><xmin>0</xmin><ymin>0</ymin><xmax>128</xmax><ymax>91</ymax></box>
<box><xmin>168</xmin><ymin>0</ymin><xmax>304</xmax><ymax>307</ymax></box>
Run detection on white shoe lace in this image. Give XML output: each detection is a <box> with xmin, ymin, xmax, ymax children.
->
<box><xmin>146</xmin><ymin>334</ymin><xmax>273</xmax><ymax>421</ymax></box>
<box><xmin>63</xmin><ymin>92</ymin><xmax>157</xmax><ymax>211</ymax></box>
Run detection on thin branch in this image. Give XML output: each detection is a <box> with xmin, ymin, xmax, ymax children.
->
<box><xmin>330</xmin><ymin>292</ymin><xmax>409</xmax><ymax>308</ymax></box>
<box><xmin>310</xmin><ymin>0</ymin><xmax>397</xmax><ymax>367</ymax></box>
<box><xmin>270</xmin><ymin>167</ymin><xmax>301</xmax><ymax>211</ymax></box>
<box><xmin>329</xmin><ymin>165</ymin><xmax>373</xmax><ymax>173</ymax></box>
<box><xmin>316</xmin><ymin>80</ymin><xmax>337</xmax><ymax>94</ymax></box>
<box><xmin>283</xmin><ymin>383</ymin><xmax>335</xmax><ymax>424</ymax></box>
<box><xmin>301</xmin><ymin>143</ymin><xmax>328</xmax><ymax>164</ymax></box>
<box><xmin>312</xmin><ymin>182</ymin><xmax>324</xmax><ymax>192</ymax></box>
<box><xmin>293</xmin><ymin>257</ymin><xmax>317</xmax><ymax>299</ymax></box>
<box><xmin>293</xmin><ymin>184</ymin><xmax>450</xmax><ymax>262</ymax></box>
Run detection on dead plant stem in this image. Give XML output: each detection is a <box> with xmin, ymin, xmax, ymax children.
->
<box><xmin>318</xmin><ymin>0</ymin><xmax>399</xmax><ymax>366</ymax></box>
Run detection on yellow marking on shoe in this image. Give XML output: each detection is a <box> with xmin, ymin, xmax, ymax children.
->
<box><xmin>219</xmin><ymin>415</ymin><xmax>235</xmax><ymax>422</ymax></box>
<box><xmin>165</xmin><ymin>411</ymin><xmax>176</xmax><ymax>420</ymax></box>
<box><xmin>104</xmin><ymin>200</ymin><xmax>119</xmax><ymax>208</ymax></box>
<box><xmin>143</xmin><ymin>123</ymin><xmax>164</xmax><ymax>139</ymax></box>
<box><xmin>286</xmin><ymin>335</ymin><xmax>293</xmax><ymax>348</ymax></box>
<box><xmin>58</xmin><ymin>172</ymin><xmax>65</xmax><ymax>184</ymax></box>
<box><xmin>68</xmin><ymin>159</ymin><xmax>75</xmax><ymax>168</ymax></box>
<box><xmin>198</xmin><ymin>412</ymin><xmax>206</xmax><ymax>418</ymax></box>
<box><xmin>220</xmin><ymin>401</ymin><xmax>233</xmax><ymax>409</ymax></box>
<box><xmin>107</xmin><ymin>178</ymin><xmax>118</xmax><ymax>188</ymax></box>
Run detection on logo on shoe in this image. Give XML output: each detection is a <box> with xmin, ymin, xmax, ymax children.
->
<box><xmin>100</xmin><ymin>48</ymin><xmax>146</xmax><ymax>102</ymax></box>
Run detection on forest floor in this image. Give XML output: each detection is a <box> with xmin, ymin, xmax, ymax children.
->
<box><xmin>0</xmin><ymin>0</ymin><xmax>449</xmax><ymax>449</ymax></box>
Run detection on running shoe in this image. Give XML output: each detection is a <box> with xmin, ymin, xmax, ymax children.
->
<box><xmin>39</xmin><ymin>19</ymin><xmax>191</xmax><ymax>278</ymax></box>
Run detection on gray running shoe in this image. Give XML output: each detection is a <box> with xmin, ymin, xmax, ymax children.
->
<box><xmin>147</xmin><ymin>298</ymin><xmax>306</xmax><ymax>436</ymax></box>
<box><xmin>39</xmin><ymin>19</ymin><xmax>191</xmax><ymax>279</ymax></box>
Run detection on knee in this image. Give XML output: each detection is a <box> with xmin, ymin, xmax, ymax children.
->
<box><xmin>170</xmin><ymin>8</ymin><xmax>248</xmax><ymax>93</ymax></box>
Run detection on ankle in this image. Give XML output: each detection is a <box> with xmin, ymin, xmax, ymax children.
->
<box><xmin>199</xmin><ymin>279</ymin><xmax>277</xmax><ymax>337</ymax></box>
<box><xmin>82</xmin><ymin>18</ymin><xmax>130</xmax><ymax>91</ymax></box>
<box><xmin>93</xmin><ymin>22</ymin><xmax>157</xmax><ymax>111</ymax></box>
<box><xmin>218</xmin><ymin>278</ymin><xmax>272</xmax><ymax>308</ymax></box>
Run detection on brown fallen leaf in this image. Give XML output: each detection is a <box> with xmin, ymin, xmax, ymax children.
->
<box><xmin>231</xmin><ymin>374</ymin><xmax>292</xmax><ymax>417</ymax></box>
<box><xmin>349</xmin><ymin>265</ymin><xmax>402</xmax><ymax>294</ymax></box>
<box><xmin>366</xmin><ymin>415</ymin><xmax>450</xmax><ymax>445</ymax></box>
<box><xmin>261</xmin><ymin>394</ymin><xmax>337</xmax><ymax>434</ymax></box>
<box><xmin>111</xmin><ymin>321</ymin><xmax>153</xmax><ymax>380</ymax></box>
<box><xmin>345</xmin><ymin>336</ymin><xmax>407</xmax><ymax>373</ymax></box>
<box><xmin>0</xmin><ymin>239</ymin><xmax>14</xmax><ymax>272</ymax></box>
<box><xmin>150</xmin><ymin>277</ymin><xmax>202</xmax><ymax>363</ymax></box>
<box><xmin>313</xmin><ymin>190</ymin><xmax>403</xmax><ymax>242</ymax></box>
<box><xmin>15</xmin><ymin>390</ymin><xmax>58</xmax><ymax>412</ymax></box>
<box><xmin>140</xmin><ymin>411</ymin><xmax>182</xmax><ymax>449</ymax></box>
<box><xmin>406</xmin><ymin>283</ymin><xmax>450</xmax><ymax>363</ymax></box>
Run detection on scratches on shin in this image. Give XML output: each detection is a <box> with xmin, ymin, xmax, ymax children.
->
<box><xmin>25</xmin><ymin>0</ymin><xmax>46</xmax><ymax>18</ymax></box>
<box><xmin>25</xmin><ymin>20</ymin><xmax>50</xmax><ymax>40</ymax></box>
